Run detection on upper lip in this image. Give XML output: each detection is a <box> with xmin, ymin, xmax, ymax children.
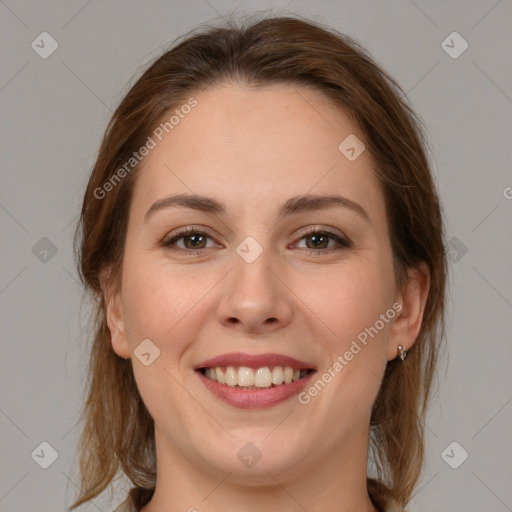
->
<box><xmin>195</xmin><ymin>352</ymin><xmax>316</xmax><ymax>370</ymax></box>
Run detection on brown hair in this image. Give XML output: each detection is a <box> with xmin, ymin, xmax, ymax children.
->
<box><xmin>70</xmin><ymin>14</ymin><xmax>447</xmax><ymax>511</ymax></box>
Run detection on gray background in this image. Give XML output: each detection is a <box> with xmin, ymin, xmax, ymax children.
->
<box><xmin>1</xmin><ymin>1</ymin><xmax>511</xmax><ymax>511</ymax></box>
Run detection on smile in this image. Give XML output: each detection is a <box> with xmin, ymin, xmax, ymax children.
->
<box><xmin>200</xmin><ymin>365</ymin><xmax>311</xmax><ymax>389</ymax></box>
<box><xmin>195</xmin><ymin>352</ymin><xmax>317</xmax><ymax>408</ymax></box>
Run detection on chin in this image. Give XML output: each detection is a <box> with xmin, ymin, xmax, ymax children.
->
<box><xmin>197</xmin><ymin>432</ymin><xmax>307</xmax><ymax>482</ymax></box>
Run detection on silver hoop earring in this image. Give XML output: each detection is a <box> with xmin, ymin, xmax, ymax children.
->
<box><xmin>397</xmin><ymin>345</ymin><xmax>408</xmax><ymax>361</ymax></box>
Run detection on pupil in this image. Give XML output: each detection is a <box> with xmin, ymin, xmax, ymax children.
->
<box><xmin>187</xmin><ymin>234</ymin><xmax>204</xmax><ymax>248</ymax></box>
<box><xmin>309</xmin><ymin>234</ymin><xmax>326</xmax><ymax>248</ymax></box>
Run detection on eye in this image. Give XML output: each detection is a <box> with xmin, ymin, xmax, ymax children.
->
<box><xmin>162</xmin><ymin>227</ymin><xmax>218</xmax><ymax>252</ymax></box>
<box><xmin>294</xmin><ymin>227</ymin><xmax>351</xmax><ymax>254</ymax></box>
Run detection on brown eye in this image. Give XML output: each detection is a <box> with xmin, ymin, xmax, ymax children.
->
<box><xmin>295</xmin><ymin>228</ymin><xmax>351</xmax><ymax>253</ymax></box>
<box><xmin>181</xmin><ymin>233</ymin><xmax>207</xmax><ymax>249</ymax></box>
<box><xmin>162</xmin><ymin>228</ymin><xmax>217</xmax><ymax>252</ymax></box>
<box><xmin>305</xmin><ymin>232</ymin><xmax>330</xmax><ymax>249</ymax></box>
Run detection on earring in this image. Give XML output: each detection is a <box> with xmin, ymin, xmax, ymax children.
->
<box><xmin>397</xmin><ymin>345</ymin><xmax>408</xmax><ymax>361</ymax></box>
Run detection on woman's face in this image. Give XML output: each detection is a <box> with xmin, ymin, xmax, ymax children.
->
<box><xmin>104</xmin><ymin>83</ymin><xmax>421</xmax><ymax>485</ymax></box>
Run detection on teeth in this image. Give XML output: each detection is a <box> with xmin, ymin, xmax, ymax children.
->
<box><xmin>272</xmin><ymin>366</ymin><xmax>284</xmax><ymax>385</ymax></box>
<box><xmin>254</xmin><ymin>367</ymin><xmax>272</xmax><ymax>388</ymax></box>
<box><xmin>238</xmin><ymin>367</ymin><xmax>255</xmax><ymax>387</ymax></box>
<box><xmin>202</xmin><ymin>365</ymin><xmax>309</xmax><ymax>388</ymax></box>
<box><xmin>215</xmin><ymin>367</ymin><xmax>225</xmax><ymax>384</ymax></box>
<box><xmin>225</xmin><ymin>366</ymin><xmax>237</xmax><ymax>387</ymax></box>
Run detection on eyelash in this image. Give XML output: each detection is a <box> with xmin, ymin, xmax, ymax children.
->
<box><xmin>162</xmin><ymin>226</ymin><xmax>351</xmax><ymax>256</ymax></box>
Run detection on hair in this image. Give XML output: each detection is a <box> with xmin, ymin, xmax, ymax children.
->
<box><xmin>70</xmin><ymin>13</ymin><xmax>447</xmax><ymax>512</ymax></box>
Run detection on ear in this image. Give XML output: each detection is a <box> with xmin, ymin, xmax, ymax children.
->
<box><xmin>387</xmin><ymin>262</ymin><xmax>430</xmax><ymax>361</ymax></box>
<box><xmin>99</xmin><ymin>266</ymin><xmax>131</xmax><ymax>359</ymax></box>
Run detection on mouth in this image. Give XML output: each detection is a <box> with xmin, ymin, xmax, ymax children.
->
<box><xmin>194</xmin><ymin>352</ymin><xmax>317</xmax><ymax>409</ymax></box>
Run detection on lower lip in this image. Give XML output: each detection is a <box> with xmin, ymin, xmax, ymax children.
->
<box><xmin>197</xmin><ymin>370</ymin><xmax>315</xmax><ymax>409</ymax></box>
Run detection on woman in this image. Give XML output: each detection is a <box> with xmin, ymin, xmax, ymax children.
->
<box><xmin>69</xmin><ymin>15</ymin><xmax>447</xmax><ymax>512</ymax></box>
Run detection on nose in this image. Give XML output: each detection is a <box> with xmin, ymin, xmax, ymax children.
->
<box><xmin>216</xmin><ymin>248</ymin><xmax>293</xmax><ymax>335</ymax></box>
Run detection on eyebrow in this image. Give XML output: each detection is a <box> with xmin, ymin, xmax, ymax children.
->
<box><xmin>144</xmin><ymin>193</ymin><xmax>371</xmax><ymax>223</ymax></box>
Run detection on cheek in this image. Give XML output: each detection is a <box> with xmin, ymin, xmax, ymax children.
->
<box><xmin>119</xmin><ymin>258</ymin><xmax>205</xmax><ymax>428</ymax></box>
<box><xmin>120</xmin><ymin>253</ymin><xmax>218</xmax><ymax>348</ymax></box>
<box><xmin>296</xmin><ymin>257</ymin><xmax>394</xmax><ymax>409</ymax></box>
<box><xmin>298</xmin><ymin>257</ymin><xmax>394</xmax><ymax>348</ymax></box>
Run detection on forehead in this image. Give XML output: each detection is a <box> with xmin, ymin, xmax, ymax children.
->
<box><xmin>129</xmin><ymin>82</ymin><xmax>386</xmax><ymax>224</ymax></box>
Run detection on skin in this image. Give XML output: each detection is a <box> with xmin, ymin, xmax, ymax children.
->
<box><xmin>101</xmin><ymin>83</ymin><xmax>430</xmax><ymax>512</ymax></box>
